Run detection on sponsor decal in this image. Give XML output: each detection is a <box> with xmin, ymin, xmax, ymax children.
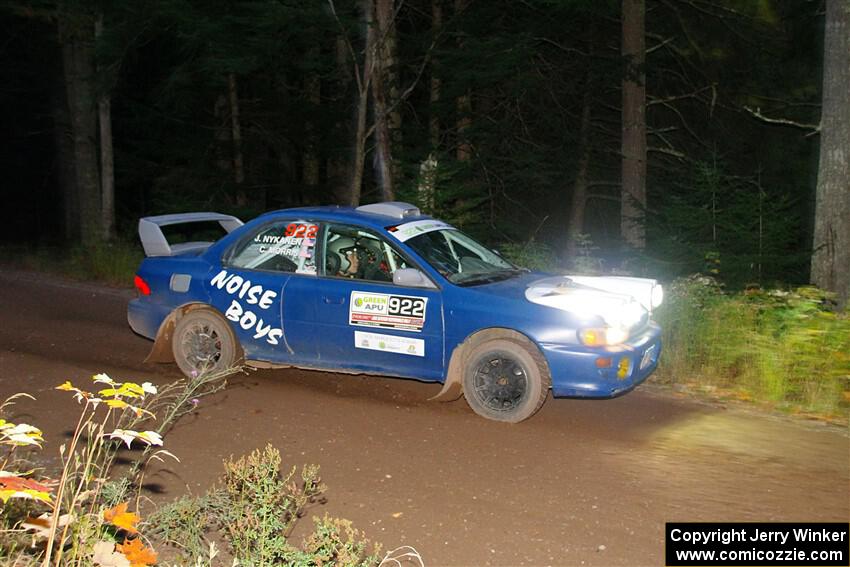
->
<box><xmin>387</xmin><ymin>219</ymin><xmax>454</xmax><ymax>242</ymax></box>
<box><xmin>252</xmin><ymin>222</ymin><xmax>318</xmax><ymax>274</ymax></box>
<box><xmin>354</xmin><ymin>331</ymin><xmax>424</xmax><ymax>357</ymax></box>
<box><xmin>349</xmin><ymin>291</ymin><xmax>427</xmax><ymax>332</ymax></box>
<box><xmin>210</xmin><ymin>269</ymin><xmax>283</xmax><ymax>345</ymax></box>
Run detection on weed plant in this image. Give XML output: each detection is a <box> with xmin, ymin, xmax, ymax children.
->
<box><xmin>656</xmin><ymin>276</ymin><xmax>850</xmax><ymax>418</ymax></box>
<box><xmin>149</xmin><ymin>444</ymin><xmax>384</xmax><ymax>566</ymax></box>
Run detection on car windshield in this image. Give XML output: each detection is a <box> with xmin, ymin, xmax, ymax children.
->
<box><xmin>404</xmin><ymin>229</ymin><xmax>523</xmax><ymax>285</ymax></box>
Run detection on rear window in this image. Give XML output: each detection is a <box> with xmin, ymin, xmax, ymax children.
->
<box><xmin>161</xmin><ymin>221</ymin><xmax>229</xmax><ymax>245</ymax></box>
<box><xmin>226</xmin><ymin>220</ymin><xmax>319</xmax><ymax>274</ymax></box>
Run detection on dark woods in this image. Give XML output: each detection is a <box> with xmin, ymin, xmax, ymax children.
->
<box><xmin>1</xmin><ymin>0</ymin><xmax>847</xmax><ymax>303</ymax></box>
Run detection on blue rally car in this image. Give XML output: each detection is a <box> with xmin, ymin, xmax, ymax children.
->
<box><xmin>128</xmin><ymin>202</ymin><xmax>663</xmax><ymax>422</ymax></box>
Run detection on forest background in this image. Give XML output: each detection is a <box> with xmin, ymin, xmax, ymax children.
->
<box><xmin>3</xmin><ymin>0</ymin><xmax>847</xmax><ymax>287</ymax></box>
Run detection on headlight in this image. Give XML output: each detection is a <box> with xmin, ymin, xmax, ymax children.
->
<box><xmin>578</xmin><ymin>327</ymin><xmax>629</xmax><ymax>347</ymax></box>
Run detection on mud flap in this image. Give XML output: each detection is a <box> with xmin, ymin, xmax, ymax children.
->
<box><xmin>428</xmin><ymin>379</ymin><xmax>464</xmax><ymax>402</ymax></box>
<box><xmin>144</xmin><ymin>314</ymin><xmax>176</xmax><ymax>363</ymax></box>
<box><xmin>429</xmin><ymin>340</ymin><xmax>466</xmax><ymax>402</ymax></box>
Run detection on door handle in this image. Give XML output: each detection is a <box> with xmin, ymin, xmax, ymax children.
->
<box><xmin>323</xmin><ymin>296</ymin><xmax>345</xmax><ymax>305</ymax></box>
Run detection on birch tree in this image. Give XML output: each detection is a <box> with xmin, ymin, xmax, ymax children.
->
<box><xmin>620</xmin><ymin>0</ymin><xmax>646</xmax><ymax>249</ymax></box>
<box><xmin>811</xmin><ymin>0</ymin><xmax>850</xmax><ymax>308</ymax></box>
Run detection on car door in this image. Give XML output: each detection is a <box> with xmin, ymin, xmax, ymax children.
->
<box><xmin>208</xmin><ymin>217</ymin><xmax>320</xmax><ymax>362</ymax></box>
<box><xmin>312</xmin><ymin>223</ymin><xmax>445</xmax><ymax>381</ymax></box>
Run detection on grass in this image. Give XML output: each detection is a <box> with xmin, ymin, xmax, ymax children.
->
<box><xmin>0</xmin><ymin>240</ymin><xmax>143</xmax><ymax>287</ymax></box>
<box><xmin>655</xmin><ymin>276</ymin><xmax>850</xmax><ymax>420</ymax></box>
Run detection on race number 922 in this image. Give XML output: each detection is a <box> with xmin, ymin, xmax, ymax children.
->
<box><xmin>388</xmin><ymin>295</ymin><xmax>426</xmax><ymax>318</ymax></box>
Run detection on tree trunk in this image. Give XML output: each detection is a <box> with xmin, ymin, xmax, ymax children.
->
<box><xmin>349</xmin><ymin>0</ymin><xmax>376</xmax><ymax>206</ymax></box>
<box><xmin>54</xmin><ymin>43</ymin><xmax>78</xmax><ymax>241</ymax></box>
<box><xmin>429</xmin><ymin>0</ymin><xmax>442</xmax><ymax>149</ymax></box>
<box><xmin>62</xmin><ymin>29</ymin><xmax>102</xmax><ymax>247</ymax></box>
<box><xmin>567</xmin><ymin>91</ymin><xmax>593</xmax><ymax>258</ymax></box>
<box><xmin>303</xmin><ymin>47</ymin><xmax>322</xmax><ymax>196</ymax></box>
<box><xmin>372</xmin><ymin>95</ymin><xmax>395</xmax><ymax>200</ymax></box>
<box><xmin>214</xmin><ymin>94</ymin><xmax>231</xmax><ymax>174</ymax></box>
<box><xmin>456</xmin><ymin>94</ymin><xmax>472</xmax><ymax>162</ymax></box>
<box><xmin>98</xmin><ymin>94</ymin><xmax>115</xmax><ymax>241</ymax></box>
<box><xmin>455</xmin><ymin>0</ymin><xmax>472</xmax><ymax>162</ymax></box>
<box><xmin>328</xmin><ymin>35</ymin><xmax>352</xmax><ymax>204</ymax></box>
<box><xmin>95</xmin><ymin>17</ymin><xmax>115</xmax><ymax>241</ymax></box>
<box><xmin>620</xmin><ymin>0</ymin><xmax>647</xmax><ymax>249</ymax></box>
<box><xmin>228</xmin><ymin>73</ymin><xmax>246</xmax><ymax>206</ymax></box>
<box><xmin>373</xmin><ymin>0</ymin><xmax>398</xmax><ymax>200</ymax></box>
<box><xmin>811</xmin><ymin>0</ymin><xmax>850</xmax><ymax>308</ymax></box>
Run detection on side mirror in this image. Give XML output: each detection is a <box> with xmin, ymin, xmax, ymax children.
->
<box><xmin>393</xmin><ymin>268</ymin><xmax>437</xmax><ymax>289</ymax></box>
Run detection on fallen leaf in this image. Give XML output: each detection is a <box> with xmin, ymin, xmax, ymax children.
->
<box><xmin>93</xmin><ymin>540</ymin><xmax>131</xmax><ymax>567</ymax></box>
<box><xmin>21</xmin><ymin>512</ymin><xmax>73</xmax><ymax>540</ymax></box>
<box><xmin>117</xmin><ymin>537</ymin><xmax>158</xmax><ymax>567</ymax></box>
<box><xmin>0</xmin><ymin>473</ymin><xmax>53</xmax><ymax>504</ymax></box>
<box><xmin>103</xmin><ymin>503</ymin><xmax>139</xmax><ymax>534</ymax></box>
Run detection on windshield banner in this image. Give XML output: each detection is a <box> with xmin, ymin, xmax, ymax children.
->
<box><xmin>387</xmin><ymin>219</ymin><xmax>454</xmax><ymax>242</ymax></box>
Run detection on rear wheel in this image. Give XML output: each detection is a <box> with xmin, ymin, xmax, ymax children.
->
<box><xmin>172</xmin><ymin>310</ymin><xmax>239</xmax><ymax>377</ymax></box>
<box><xmin>462</xmin><ymin>338</ymin><xmax>550</xmax><ymax>423</ymax></box>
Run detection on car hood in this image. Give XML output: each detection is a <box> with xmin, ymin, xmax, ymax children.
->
<box><xmin>468</xmin><ymin>272</ymin><xmax>663</xmax><ymax>329</ymax></box>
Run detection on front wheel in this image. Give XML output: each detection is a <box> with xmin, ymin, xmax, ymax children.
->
<box><xmin>462</xmin><ymin>338</ymin><xmax>550</xmax><ymax>423</ymax></box>
<box><xmin>172</xmin><ymin>309</ymin><xmax>240</xmax><ymax>377</ymax></box>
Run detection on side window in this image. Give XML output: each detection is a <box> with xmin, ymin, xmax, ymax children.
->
<box><xmin>322</xmin><ymin>224</ymin><xmax>410</xmax><ymax>283</ymax></box>
<box><xmin>227</xmin><ymin>220</ymin><xmax>319</xmax><ymax>275</ymax></box>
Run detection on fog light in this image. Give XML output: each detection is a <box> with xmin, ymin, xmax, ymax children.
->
<box><xmin>578</xmin><ymin>327</ymin><xmax>629</xmax><ymax>347</ymax></box>
<box><xmin>617</xmin><ymin>357</ymin><xmax>632</xmax><ymax>380</ymax></box>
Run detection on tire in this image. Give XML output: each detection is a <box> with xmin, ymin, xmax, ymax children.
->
<box><xmin>172</xmin><ymin>309</ymin><xmax>240</xmax><ymax>378</ymax></box>
<box><xmin>462</xmin><ymin>338</ymin><xmax>551</xmax><ymax>423</ymax></box>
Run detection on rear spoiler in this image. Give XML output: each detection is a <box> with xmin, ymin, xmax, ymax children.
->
<box><xmin>138</xmin><ymin>212</ymin><xmax>243</xmax><ymax>257</ymax></box>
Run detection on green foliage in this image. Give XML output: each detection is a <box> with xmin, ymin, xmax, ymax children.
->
<box><xmin>649</xmin><ymin>160</ymin><xmax>806</xmax><ymax>286</ymax></box>
<box><xmin>499</xmin><ymin>239</ymin><xmax>559</xmax><ymax>272</ymax></box>
<box><xmin>149</xmin><ymin>444</ymin><xmax>382</xmax><ymax>566</ymax></box>
<box><xmin>656</xmin><ymin>276</ymin><xmax>850</xmax><ymax>418</ymax></box>
<box><xmin>147</xmin><ymin>493</ymin><xmax>218</xmax><ymax>562</ymax></box>
<box><xmin>68</xmin><ymin>242</ymin><xmax>144</xmax><ymax>285</ymax></box>
<box><xmin>299</xmin><ymin>515</ymin><xmax>383</xmax><ymax>567</ymax></box>
<box><xmin>218</xmin><ymin>444</ymin><xmax>325</xmax><ymax>565</ymax></box>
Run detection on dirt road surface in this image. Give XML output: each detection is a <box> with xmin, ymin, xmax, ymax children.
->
<box><xmin>0</xmin><ymin>271</ymin><xmax>847</xmax><ymax>566</ymax></box>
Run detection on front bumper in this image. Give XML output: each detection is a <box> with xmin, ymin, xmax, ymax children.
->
<box><xmin>540</xmin><ymin>323</ymin><xmax>662</xmax><ymax>398</ymax></box>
